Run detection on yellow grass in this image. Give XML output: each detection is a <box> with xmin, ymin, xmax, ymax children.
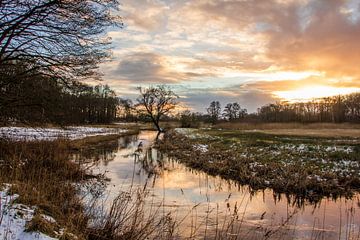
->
<box><xmin>247</xmin><ymin>128</ymin><xmax>360</xmax><ymax>138</ymax></box>
<box><xmin>214</xmin><ymin>122</ymin><xmax>360</xmax><ymax>138</ymax></box>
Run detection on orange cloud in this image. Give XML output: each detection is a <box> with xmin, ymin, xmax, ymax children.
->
<box><xmin>244</xmin><ymin>76</ymin><xmax>360</xmax><ymax>92</ymax></box>
<box><xmin>99</xmin><ymin>0</ymin><xmax>360</xmax><ymax>112</ymax></box>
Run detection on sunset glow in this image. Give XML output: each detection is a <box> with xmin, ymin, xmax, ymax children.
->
<box><xmin>275</xmin><ymin>86</ymin><xmax>360</xmax><ymax>102</ymax></box>
<box><xmin>98</xmin><ymin>0</ymin><xmax>360</xmax><ymax>112</ymax></box>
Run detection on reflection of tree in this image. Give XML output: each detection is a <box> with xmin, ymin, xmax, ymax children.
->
<box><xmin>118</xmin><ymin>135</ymin><xmax>137</xmax><ymax>149</ymax></box>
<box><xmin>136</xmin><ymin>147</ymin><xmax>165</xmax><ymax>177</ymax></box>
<box><xmin>73</xmin><ymin>135</ymin><xmax>137</xmax><ymax>167</ymax></box>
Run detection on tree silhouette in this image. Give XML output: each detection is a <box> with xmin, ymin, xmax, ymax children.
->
<box><xmin>207</xmin><ymin>101</ymin><xmax>221</xmax><ymax>123</ymax></box>
<box><xmin>136</xmin><ymin>86</ymin><xmax>178</xmax><ymax>132</ymax></box>
<box><xmin>223</xmin><ymin>102</ymin><xmax>247</xmax><ymax>121</ymax></box>
<box><xmin>0</xmin><ymin>0</ymin><xmax>122</xmax><ymax>82</ymax></box>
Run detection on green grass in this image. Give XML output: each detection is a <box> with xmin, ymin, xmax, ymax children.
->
<box><xmin>156</xmin><ymin>129</ymin><xmax>360</xmax><ymax>203</ymax></box>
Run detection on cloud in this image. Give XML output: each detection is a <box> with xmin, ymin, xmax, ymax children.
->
<box><xmin>191</xmin><ymin>50</ymin><xmax>272</xmax><ymax>72</ymax></box>
<box><xmin>120</xmin><ymin>0</ymin><xmax>169</xmax><ymax>32</ymax></box>
<box><xmin>98</xmin><ymin>0</ymin><xmax>360</xmax><ymax>111</ymax></box>
<box><xmin>110</xmin><ymin>52</ymin><xmax>213</xmax><ymax>83</ymax></box>
<box><xmin>189</xmin><ymin>0</ymin><xmax>360</xmax><ymax>78</ymax></box>
<box><xmin>178</xmin><ymin>86</ymin><xmax>279</xmax><ymax>113</ymax></box>
<box><xmin>244</xmin><ymin>76</ymin><xmax>360</xmax><ymax>92</ymax></box>
<box><xmin>264</xmin><ymin>0</ymin><xmax>360</xmax><ymax>77</ymax></box>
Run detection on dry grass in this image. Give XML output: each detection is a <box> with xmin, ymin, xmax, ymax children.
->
<box><xmin>0</xmin><ymin>132</ymin><xmax>177</xmax><ymax>239</ymax></box>
<box><xmin>25</xmin><ymin>211</ymin><xmax>60</xmax><ymax>238</ymax></box>
<box><xmin>214</xmin><ymin>122</ymin><xmax>360</xmax><ymax>129</ymax></box>
<box><xmin>87</xmin><ymin>187</ymin><xmax>175</xmax><ymax>240</ymax></box>
<box><xmin>251</xmin><ymin>128</ymin><xmax>360</xmax><ymax>138</ymax></box>
<box><xmin>70</xmin><ymin>129</ymin><xmax>139</xmax><ymax>150</ymax></box>
<box><xmin>0</xmin><ymin>139</ymin><xmax>89</xmax><ymax>238</ymax></box>
<box><xmin>213</xmin><ymin>122</ymin><xmax>360</xmax><ymax>138</ymax></box>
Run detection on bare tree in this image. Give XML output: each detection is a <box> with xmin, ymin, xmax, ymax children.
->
<box><xmin>136</xmin><ymin>86</ymin><xmax>178</xmax><ymax>132</ymax></box>
<box><xmin>207</xmin><ymin>101</ymin><xmax>221</xmax><ymax>123</ymax></box>
<box><xmin>0</xmin><ymin>0</ymin><xmax>122</xmax><ymax>82</ymax></box>
<box><xmin>223</xmin><ymin>102</ymin><xmax>247</xmax><ymax>121</ymax></box>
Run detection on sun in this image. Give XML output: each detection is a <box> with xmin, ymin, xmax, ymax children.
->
<box><xmin>274</xmin><ymin>86</ymin><xmax>360</xmax><ymax>102</ymax></box>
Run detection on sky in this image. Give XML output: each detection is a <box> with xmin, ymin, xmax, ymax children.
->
<box><xmin>97</xmin><ymin>0</ymin><xmax>360</xmax><ymax>113</ymax></box>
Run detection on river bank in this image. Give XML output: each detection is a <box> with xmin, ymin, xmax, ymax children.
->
<box><xmin>156</xmin><ymin>128</ymin><xmax>360</xmax><ymax>202</ymax></box>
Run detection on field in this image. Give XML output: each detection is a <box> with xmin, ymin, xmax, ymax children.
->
<box><xmin>157</xmin><ymin>124</ymin><xmax>360</xmax><ymax>203</ymax></box>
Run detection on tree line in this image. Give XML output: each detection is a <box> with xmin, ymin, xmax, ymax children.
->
<box><xmin>0</xmin><ymin>62</ymin><xmax>119</xmax><ymax>124</ymax></box>
<box><xmin>208</xmin><ymin>93</ymin><xmax>360</xmax><ymax>124</ymax></box>
<box><xmin>117</xmin><ymin>92</ymin><xmax>360</xmax><ymax>126</ymax></box>
<box><xmin>257</xmin><ymin>93</ymin><xmax>360</xmax><ymax>123</ymax></box>
<box><xmin>0</xmin><ymin>0</ymin><xmax>121</xmax><ymax>125</ymax></box>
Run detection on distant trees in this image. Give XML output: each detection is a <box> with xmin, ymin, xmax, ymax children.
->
<box><xmin>118</xmin><ymin>91</ymin><xmax>360</xmax><ymax>126</ymax></box>
<box><xmin>118</xmin><ymin>99</ymin><xmax>136</xmax><ymax>121</ymax></box>
<box><xmin>0</xmin><ymin>66</ymin><xmax>119</xmax><ymax>124</ymax></box>
<box><xmin>257</xmin><ymin>93</ymin><xmax>360</xmax><ymax>123</ymax></box>
<box><xmin>207</xmin><ymin>101</ymin><xmax>221</xmax><ymax>123</ymax></box>
<box><xmin>179</xmin><ymin>110</ymin><xmax>203</xmax><ymax>128</ymax></box>
<box><xmin>136</xmin><ymin>86</ymin><xmax>178</xmax><ymax>132</ymax></box>
<box><xmin>223</xmin><ymin>102</ymin><xmax>247</xmax><ymax>121</ymax></box>
<box><xmin>195</xmin><ymin>93</ymin><xmax>360</xmax><ymax>125</ymax></box>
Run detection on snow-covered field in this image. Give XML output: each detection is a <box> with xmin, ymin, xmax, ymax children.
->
<box><xmin>0</xmin><ymin>126</ymin><xmax>127</xmax><ymax>141</ymax></box>
<box><xmin>0</xmin><ymin>185</ymin><xmax>57</xmax><ymax>240</ymax></box>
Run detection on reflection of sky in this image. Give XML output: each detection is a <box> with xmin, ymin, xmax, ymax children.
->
<box><xmin>92</xmin><ymin>131</ymin><xmax>360</xmax><ymax>239</ymax></box>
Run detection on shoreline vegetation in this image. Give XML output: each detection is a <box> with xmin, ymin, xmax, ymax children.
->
<box><xmin>156</xmin><ymin>126</ymin><xmax>360</xmax><ymax>204</ymax></box>
<box><xmin>0</xmin><ymin>127</ymin><xmax>143</xmax><ymax>239</ymax></box>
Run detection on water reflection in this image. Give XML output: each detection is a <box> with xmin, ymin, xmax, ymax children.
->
<box><xmin>80</xmin><ymin>131</ymin><xmax>360</xmax><ymax>239</ymax></box>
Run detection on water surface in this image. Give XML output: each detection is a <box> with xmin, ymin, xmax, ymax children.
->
<box><xmin>78</xmin><ymin>131</ymin><xmax>360</xmax><ymax>239</ymax></box>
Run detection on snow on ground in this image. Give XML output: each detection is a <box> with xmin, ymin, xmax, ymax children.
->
<box><xmin>113</xmin><ymin>122</ymin><xmax>138</xmax><ymax>125</ymax></box>
<box><xmin>193</xmin><ymin>144</ymin><xmax>209</xmax><ymax>153</ymax></box>
<box><xmin>0</xmin><ymin>185</ymin><xmax>57</xmax><ymax>240</ymax></box>
<box><xmin>174</xmin><ymin>128</ymin><xmax>196</xmax><ymax>136</ymax></box>
<box><xmin>174</xmin><ymin>128</ymin><xmax>219</xmax><ymax>140</ymax></box>
<box><xmin>0</xmin><ymin>126</ymin><xmax>127</xmax><ymax>141</ymax></box>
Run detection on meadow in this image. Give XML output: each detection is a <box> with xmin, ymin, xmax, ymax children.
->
<box><xmin>157</xmin><ymin>124</ymin><xmax>360</xmax><ymax>203</ymax></box>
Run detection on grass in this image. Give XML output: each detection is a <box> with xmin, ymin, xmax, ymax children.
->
<box><xmin>0</xmin><ymin>138</ymin><xmax>89</xmax><ymax>238</ymax></box>
<box><xmin>214</xmin><ymin>122</ymin><xmax>360</xmax><ymax>130</ymax></box>
<box><xmin>70</xmin><ymin>129</ymin><xmax>139</xmax><ymax>149</ymax></box>
<box><xmin>0</xmin><ymin>128</ymin><xmax>174</xmax><ymax>239</ymax></box>
<box><xmin>213</xmin><ymin>122</ymin><xmax>360</xmax><ymax>138</ymax></box>
<box><xmin>157</xmin><ymin>129</ymin><xmax>360</xmax><ymax>203</ymax></box>
<box><xmin>25</xmin><ymin>211</ymin><xmax>60</xmax><ymax>238</ymax></box>
<box><xmin>3</xmin><ymin>123</ymin><xmax>357</xmax><ymax>239</ymax></box>
<box><xmin>86</xmin><ymin>187</ymin><xmax>176</xmax><ymax>240</ymax></box>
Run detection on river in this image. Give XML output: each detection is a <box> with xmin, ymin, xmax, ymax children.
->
<box><xmin>76</xmin><ymin>131</ymin><xmax>360</xmax><ymax>239</ymax></box>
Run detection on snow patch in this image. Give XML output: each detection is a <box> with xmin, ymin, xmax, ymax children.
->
<box><xmin>193</xmin><ymin>144</ymin><xmax>208</xmax><ymax>153</ymax></box>
<box><xmin>0</xmin><ymin>126</ymin><xmax>127</xmax><ymax>141</ymax></box>
<box><xmin>174</xmin><ymin>128</ymin><xmax>219</xmax><ymax>140</ymax></box>
<box><xmin>0</xmin><ymin>185</ymin><xmax>57</xmax><ymax>240</ymax></box>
